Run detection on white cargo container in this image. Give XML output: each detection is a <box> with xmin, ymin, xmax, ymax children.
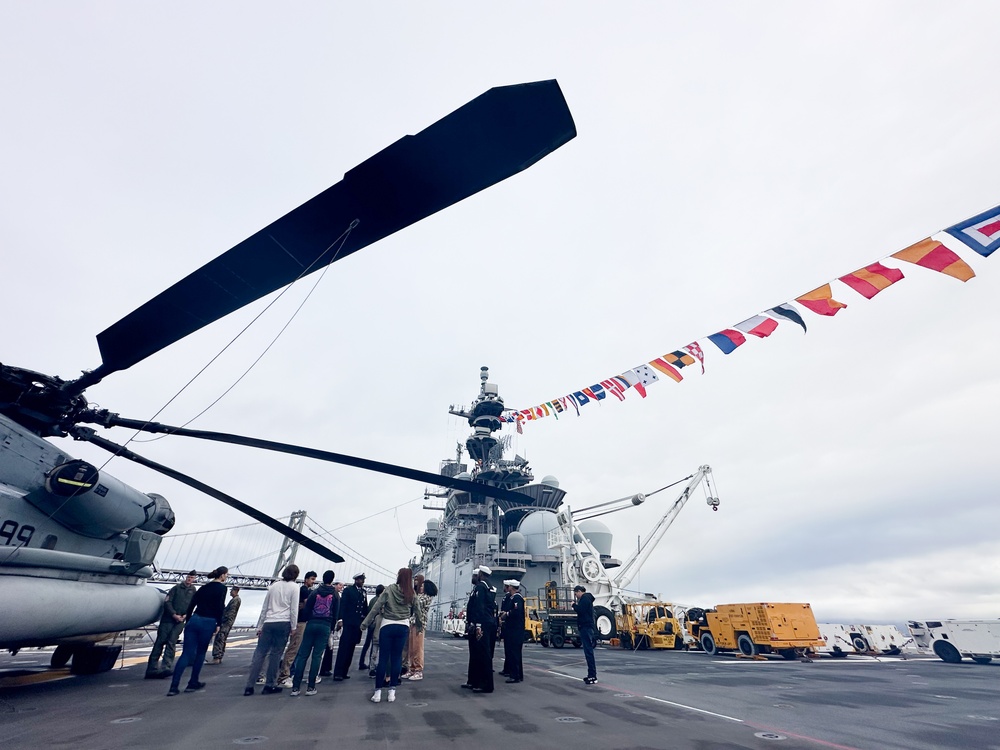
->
<box><xmin>908</xmin><ymin>619</ymin><xmax>1000</xmax><ymax>664</ymax></box>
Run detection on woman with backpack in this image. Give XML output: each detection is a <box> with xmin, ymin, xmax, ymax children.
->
<box><xmin>290</xmin><ymin>570</ymin><xmax>339</xmax><ymax>696</ymax></box>
<box><xmin>360</xmin><ymin>568</ymin><xmax>424</xmax><ymax>704</ymax></box>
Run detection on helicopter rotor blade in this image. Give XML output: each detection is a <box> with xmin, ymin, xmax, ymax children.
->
<box><xmin>81</xmin><ymin>80</ymin><xmax>575</xmax><ymax>389</ymax></box>
<box><xmin>73</xmin><ymin>427</ymin><xmax>345</xmax><ymax>564</ymax></box>
<box><xmin>88</xmin><ymin>414</ymin><xmax>537</xmax><ymax>507</ymax></box>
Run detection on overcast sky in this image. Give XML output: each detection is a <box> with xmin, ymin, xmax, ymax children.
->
<box><xmin>3</xmin><ymin>3</ymin><xmax>998</xmax><ymax>623</ymax></box>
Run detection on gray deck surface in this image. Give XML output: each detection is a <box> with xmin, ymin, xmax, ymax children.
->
<box><xmin>2</xmin><ymin>634</ymin><xmax>997</xmax><ymax>749</ymax></box>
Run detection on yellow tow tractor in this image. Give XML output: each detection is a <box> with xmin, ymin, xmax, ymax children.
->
<box><xmin>688</xmin><ymin>602</ymin><xmax>824</xmax><ymax>659</ymax></box>
<box><xmin>616</xmin><ymin>601</ymin><xmax>687</xmax><ymax>650</ymax></box>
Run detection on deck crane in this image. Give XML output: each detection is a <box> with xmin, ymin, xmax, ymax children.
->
<box><xmin>545</xmin><ymin>465</ymin><xmax>719</xmax><ymax>639</ymax></box>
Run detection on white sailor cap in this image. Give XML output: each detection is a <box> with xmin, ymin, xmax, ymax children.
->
<box><xmin>476</xmin><ymin>565</ymin><xmax>492</xmax><ymax>576</ymax></box>
<box><xmin>504</xmin><ymin>579</ymin><xmax>520</xmax><ymax>588</ymax></box>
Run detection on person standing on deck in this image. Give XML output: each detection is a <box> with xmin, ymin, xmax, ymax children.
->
<box><xmin>333</xmin><ymin>573</ymin><xmax>369</xmax><ymax>681</ymax></box>
<box><xmin>573</xmin><ymin>584</ymin><xmax>598</xmax><ymax>685</ymax></box>
<box><xmin>167</xmin><ymin>566</ymin><xmax>229</xmax><ymax>696</ymax></box>
<box><xmin>290</xmin><ymin>570</ymin><xmax>339</xmax><ymax>696</ymax></box>
<box><xmin>209</xmin><ymin>586</ymin><xmax>241</xmax><ymax>664</ymax></box>
<box><xmin>502</xmin><ymin>580</ymin><xmax>525</xmax><ymax>683</ymax></box>
<box><xmin>464</xmin><ymin>566</ymin><xmax>495</xmax><ymax>693</ymax></box>
<box><xmin>498</xmin><ymin>582</ymin><xmax>513</xmax><ymax>677</ymax></box>
<box><xmin>244</xmin><ymin>564</ymin><xmax>299</xmax><ymax>696</ymax></box>
<box><xmin>278</xmin><ymin>570</ymin><xmax>316</xmax><ymax>687</ymax></box>
<box><xmin>146</xmin><ymin>571</ymin><xmax>198</xmax><ymax>679</ymax></box>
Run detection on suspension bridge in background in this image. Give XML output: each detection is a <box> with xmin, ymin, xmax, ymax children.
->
<box><xmin>150</xmin><ymin>510</ymin><xmax>397</xmax><ymax>589</ymax></box>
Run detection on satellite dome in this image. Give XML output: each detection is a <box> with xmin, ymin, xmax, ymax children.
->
<box><xmin>578</xmin><ymin>518</ymin><xmax>614</xmax><ymax>557</ymax></box>
<box><xmin>540</xmin><ymin>475</ymin><xmax>560</xmax><ymax>488</ymax></box>
<box><xmin>455</xmin><ymin>472</ymin><xmax>472</xmax><ymax>481</ymax></box>
<box><xmin>506</xmin><ymin>531</ymin><xmax>526</xmax><ymax>553</ymax></box>
<box><xmin>517</xmin><ymin>509</ymin><xmax>560</xmax><ymax>557</ymax></box>
<box><xmin>427</xmin><ymin>518</ymin><xmax>441</xmax><ymax>531</ymax></box>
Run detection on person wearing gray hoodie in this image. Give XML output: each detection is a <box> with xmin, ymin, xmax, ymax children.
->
<box><xmin>360</xmin><ymin>568</ymin><xmax>424</xmax><ymax>703</ymax></box>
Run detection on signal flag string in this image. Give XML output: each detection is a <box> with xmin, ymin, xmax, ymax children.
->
<box><xmin>502</xmin><ymin>201</ymin><xmax>999</xmax><ymax>428</ymax></box>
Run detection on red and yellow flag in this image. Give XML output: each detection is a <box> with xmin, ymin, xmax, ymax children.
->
<box><xmin>891</xmin><ymin>238</ymin><xmax>976</xmax><ymax>282</ymax></box>
<box><xmin>796</xmin><ymin>283</ymin><xmax>848</xmax><ymax>316</ymax></box>
<box><xmin>649</xmin><ymin>358</ymin><xmax>683</xmax><ymax>383</ymax></box>
<box><xmin>839</xmin><ymin>262</ymin><xmax>905</xmax><ymax>299</ymax></box>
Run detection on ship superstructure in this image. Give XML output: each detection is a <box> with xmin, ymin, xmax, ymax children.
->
<box><xmin>411</xmin><ymin>367</ymin><xmax>719</xmax><ymax>639</ymax></box>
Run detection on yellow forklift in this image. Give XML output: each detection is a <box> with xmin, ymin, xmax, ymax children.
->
<box><xmin>616</xmin><ymin>601</ymin><xmax>686</xmax><ymax>650</ymax></box>
<box><xmin>523</xmin><ymin>596</ymin><xmax>544</xmax><ymax>643</ymax></box>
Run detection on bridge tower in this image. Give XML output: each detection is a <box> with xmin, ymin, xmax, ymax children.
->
<box><xmin>272</xmin><ymin>510</ymin><xmax>307</xmax><ymax>578</ymax></box>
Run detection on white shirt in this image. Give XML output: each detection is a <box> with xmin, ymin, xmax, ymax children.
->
<box><xmin>256</xmin><ymin>580</ymin><xmax>299</xmax><ymax>629</ymax></box>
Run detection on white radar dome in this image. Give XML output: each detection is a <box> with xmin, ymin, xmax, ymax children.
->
<box><xmin>577</xmin><ymin>519</ymin><xmax>614</xmax><ymax>557</ymax></box>
<box><xmin>516</xmin><ymin>510</ymin><xmax>560</xmax><ymax>557</ymax></box>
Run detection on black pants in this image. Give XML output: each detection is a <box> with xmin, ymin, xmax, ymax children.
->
<box><xmin>319</xmin><ymin>646</ymin><xmax>333</xmax><ymax>675</ymax></box>
<box><xmin>469</xmin><ymin>629</ymin><xmax>494</xmax><ymax>692</ymax></box>
<box><xmin>333</xmin><ymin>624</ymin><xmax>362</xmax><ymax>678</ymax></box>
<box><xmin>358</xmin><ymin>624</ymin><xmax>375</xmax><ymax>667</ymax></box>
<box><xmin>580</xmin><ymin>626</ymin><xmax>597</xmax><ymax>678</ymax></box>
<box><xmin>503</xmin><ymin>626</ymin><xmax>524</xmax><ymax>681</ymax></box>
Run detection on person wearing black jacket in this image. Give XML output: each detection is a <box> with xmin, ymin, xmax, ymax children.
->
<box><xmin>167</xmin><ymin>567</ymin><xmax>228</xmax><ymax>696</ymax></box>
<box><xmin>333</xmin><ymin>573</ymin><xmax>369</xmax><ymax>680</ymax></box>
<box><xmin>498</xmin><ymin>584</ymin><xmax>513</xmax><ymax>676</ymax></box>
<box><xmin>290</xmin><ymin>570</ymin><xmax>339</xmax><ymax>696</ymax></box>
<box><xmin>501</xmin><ymin>580</ymin><xmax>525</xmax><ymax>683</ymax></box>
<box><xmin>464</xmin><ymin>566</ymin><xmax>495</xmax><ymax>693</ymax></box>
<box><xmin>572</xmin><ymin>584</ymin><xmax>598</xmax><ymax>684</ymax></box>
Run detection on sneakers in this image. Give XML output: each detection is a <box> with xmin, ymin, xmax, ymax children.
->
<box><xmin>244</xmin><ymin>687</ymin><xmax>254</xmax><ymax>696</ymax></box>
<box><xmin>407</xmin><ymin>672</ymin><xmax>423</xmax><ymax>681</ymax></box>
<box><xmin>305</xmin><ymin>688</ymin><xmax>317</xmax><ymax>696</ymax></box>
<box><xmin>184</xmin><ymin>682</ymin><xmax>206</xmax><ymax>693</ymax></box>
<box><xmin>256</xmin><ymin>676</ymin><xmax>266</xmax><ymax>685</ymax></box>
<box><xmin>166</xmin><ymin>688</ymin><xmax>179</xmax><ymax>696</ymax></box>
<box><xmin>315</xmin><ymin>676</ymin><xmax>322</xmax><ymax>684</ymax></box>
<box><xmin>290</xmin><ymin>689</ymin><xmax>300</xmax><ymax>697</ymax></box>
<box><xmin>278</xmin><ymin>678</ymin><xmax>293</xmax><ymax>689</ymax></box>
<box><xmin>584</xmin><ymin>676</ymin><xmax>598</xmax><ymax>685</ymax></box>
<box><xmin>387</xmin><ymin>688</ymin><xmax>396</xmax><ymax>703</ymax></box>
<box><xmin>370</xmin><ymin>689</ymin><xmax>382</xmax><ymax>703</ymax></box>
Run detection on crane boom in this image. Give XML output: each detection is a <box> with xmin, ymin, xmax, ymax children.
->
<box><xmin>613</xmin><ymin>465</ymin><xmax>718</xmax><ymax>589</ymax></box>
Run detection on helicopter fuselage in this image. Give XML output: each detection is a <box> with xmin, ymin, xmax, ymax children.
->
<box><xmin>0</xmin><ymin>413</ymin><xmax>173</xmax><ymax>649</ymax></box>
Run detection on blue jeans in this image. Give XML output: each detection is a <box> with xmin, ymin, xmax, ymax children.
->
<box><xmin>245</xmin><ymin>622</ymin><xmax>291</xmax><ymax>689</ymax></box>
<box><xmin>580</xmin><ymin>626</ymin><xmax>597</xmax><ymax>678</ymax></box>
<box><xmin>376</xmin><ymin>624</ymin><xmax>409</xmax><ymax>688</ymax></box>
<box><xmin>292</xmin><ymin>620</ymin><xmax>331</xmax><ymax>690</ymax></box>
<box><xmin>170</xmin><ymin>614</ymin><xmax>216</xmax><ymax>691</ymax></box>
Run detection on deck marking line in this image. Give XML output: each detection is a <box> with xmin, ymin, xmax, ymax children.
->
<box><xmin>545</xmin><ymin>669</ymin><xmax>579</xmax><ymax>680</ymax></box>
<box><xmin>643</xmin><ymin>695</ymin><xmax>742</xmax><ymax>723</ymax></box>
